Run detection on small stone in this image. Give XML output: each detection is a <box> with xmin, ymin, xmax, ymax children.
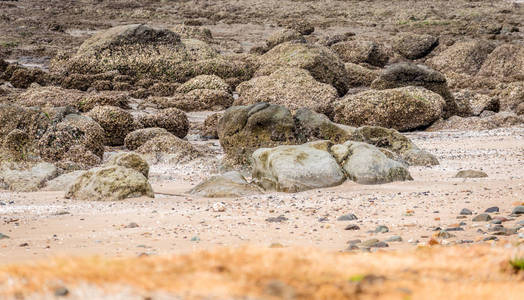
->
<box><xmin>347</xmin><ymin>239</ymin><xmax>361</xmax><ymax>245</ymax></box>
<box><xmin>488</xmin><ymin>224</ymin><xmax>504</xmax><ymax>232</ymax></box>
<box><xmin>436</xmin><ymin>230</ymin><xmax>455</xmax><ymax>239</ymax></box>
<box><xmin>344</xmin><ymin>224</ymin><xmax>360</xmax><ymax>230</ymax></box>
<box><xmin>374</xmin><ymin>225</ymin><xmax>389</xmax><ymax>233</ymax></box>
<box><xmin>445</xmin><ymin>227</ymin><xmax>464</xmax><ymax>232</ymax></box>
<box><xmin>337</xmin><ymin>214</ymin><xmax>358</xmax><ymax>221</ymax></box>
<box><xmin>483</xmin><ymin>236</ymin><xmax>498</xmax><ymax>241</ymax></box>
<box><xmin>19</xmin><ymin>242</ymin><xmax>29</xmax><ymax>247</ymax></box>
<box><xmin>484</xmin><ymin>206</ymin><xmax>499</xmax><ymax>213</ymax></box>
<box><xmin>472</xmin><ymin>213</ymin><xmax>492</xmax><ymax>222</ymax></box>
<box><xmin>346</xmin><ymin>244</ymin><xmax>359</xmax><ymax>250</ymax></box>
<box><xmin>125</xmin><ymin>222</ymin><xmax>139</xmax><ymax>228</ymax></box>
<box><xmin>54</xmin><ymin>287</ymin><xmax>69</xmax><ymax>297</ymax></box>
<box><xmin>491</xmin><ymin>219</ymin><xmax>502</xmax><ymax>224</ymax></box>
<box><xmin>386</xmin><ymin>235</ymin><xmax>402</xmax><ymax>242</ymax></box>
<box><xmin>212</xmin><ymin>202</ymin><xmax>226</xmax><ymax>212</ymax></box>
<box><xmin>374</xmin><ymin>241</ymin><xmax>389</xmax><ymax>248</ymax></box>
<box><xmin>360</xmin><ymin>238</ymin><xmax>380</xmax><ymax>248</ymax></box>
<box><xmin>0</xmin><ymin>233</ymin><xmax>9</xmax><ymax>239</ymax></box>
<box><xmin>266</xmin><ymin>215</ymin><xmax>288</xmax><ymax>223</ymax></box>
<box><xmin>460</xmin><ymin>208</ymin><xmax>472</xmax><ymax>215</ymax></box>
<box><xmin>190</xmin><ymin>236</ymin><xmax>200</xmax><ymax>242</ymax></box>
<box><xmin>512</xmin><ymin>206</ymin><xmax>524</xmax><ymax>215</ymax></box>
<box><xmin>454</xmin><ymin>170</ymin><xmax>488</xmax><ymax>178</ymax></box>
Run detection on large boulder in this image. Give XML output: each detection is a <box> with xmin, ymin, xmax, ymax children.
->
<box><xmin>200</xmin><ymin>113</ymin><xmax>222</xmax><ymax>139</ymax></box>
<box><xmin>189</xmin><ymin>171</ymin><xmax>263</xmax><ymax>198</ymax></box>
<box><xmin>134</xmin><ymin>108</ymin><xmax>189</xmax><ymax>138</ymax></box>
<box><xmin>218</xmin><ymin>103</ymin><xmax>298</xmax><ymax>165</ymax></box>
<box><xmin>293</xmin><ymin>108</ymin><xmax>355</xmax><ymax>144</ymax></box>
<box><xmin>107</xmin><ymin>152</ymin><xmax>149</xmax><ymax>178</ymax></box>
<box><xmin>0</xmin><ymin>104</ymin><xmax>51</xmax><ymax>143</ymax></box>
<box><xmin>177</xmin><ymin>75</ymin><xmax>230</xmax><ymax>93</ymax></box>
<box><xmin>497</xmin><ymin>82</ymin><xmax>524</xmax><ymax>112</ymax></box>
<box><xmin>136</xmin><ymin>134</ymin><xmax>207</xmax><ymax>164</ymax></box>
<box><xmin>37</xmin><ymin>114</ymin><xmax>105</xmax><ymax>166</ymax></box>
<box><xmin>344</xmin><ymin>63</ymin><xmax>380</xmax><ymax>87</ymax></box>
<box><xmin>331</xmin><ymin>142</ymin><xmax>412</xmax><ymax>184</ymax></box>
<box><xmin>332</xmin><ymin>86</ymin><xmax>445</xmax><ymax>131</ymax></box>
<box><xmin>252</xmin><ymin>141</ymin><xmax>346</xmax><ymax>192</ymax></box>
<box><xmin>0</xmin><ymin>162</ymin><xmax>58</xmax><ymax>192</ymax></box>
<box><xmin>86</xmin><ymin>105</ymin><xmax>134</xmax><ymax>146</ymax></box>
<box><xmin>171</xmin><ymin>24</ymin><xmax>213</xmax><ymax>42</ymax></box>
<box><xmin>331</xmin><ymin>40</ymin><xmax>389</xmax><ymax>67</ymax></box>
<box><xmin>235</xmin><ymin>67</ymin><xmax>338</xmax><ymax>114</ymax></box>
<box><xmin>453</xmin><ymin>90</ymin><xmax>499</xmax><ymax>117</ymax></box>
<box><xmin>370</xmin><ymin>63</ymin><xmax>458</xmax><ymax>118</ymax></box>
<box><xmin>392</xmin><ymin>33</ymin><xmax>438</xmax><ymax>60</ymax></box>
<box><xmin>124</xmin><ymin>127</ymin><xmax>172</xmax><ymax>150</ymax></box>
<box><xmin>265</xmin><ymin>29</ymin><xmax>305</xmax><ymax>50</ymax></box>
<box><xmin>256</xmin><ymin>42</ymin><xmax>349</xmax><ymax>96</ymax></box>
<box><xmin>426</xmin><ymin>40</ymin><xmax>496</xmax><ymax>76</ymax></box>
<box><xmin>477</xmin><ymin>44</ymin><xmax>524</xmax><ymax>80</ymax></box>
<box><xmin>427</xmin><ymin>111</ymin><xmax>524</xmax><ymax>131</ymax></box>
<box><xmin>65</xmin><ymin>165</ymin><xmax>154</xmax><ymax>201</ymax></box>
<box><xmin>17</xmin><ymin>85</ymin><xmax>84</xmax><ymax>108</ymax></box>
<box><xmin>150</xmin><ymin>89</ymin><xmax>233</xmax><ymax>111</ymax></box>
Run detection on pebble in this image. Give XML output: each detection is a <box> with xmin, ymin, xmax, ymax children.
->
<box><xmin>125</xmin><ymin>222</ymin><xmax>139</xmax><ymax>228</ymax></box>
<box><xmin>54</xmin><ymin>287</ymin><xmax>69</xmax><ymax>297</ymax></box>
<box><xmin>0</xmin><ymin>233</ymin><xmax>9</xmax><ymax>239</ymax></box>
<box><xmin>361</xmin><ymin>239</ymin><xmax>380</xmax><ymax>248</ymax></box>
<box><xmin>460</xmin><ymin>208</ymin><xmax>473</xmax><ymax>215</ymax></box>
<box><xmin>491</xmin><ymin>219</ymin><xmax>502</xmax><ymax>224</ymax></box>
<box><xmin>483</xmin><ymin>236</ymin><xmax>498</xmax><ymax>241</ymax></box>
<box><xmin>374</xmin><ymin>225</ymin><xmax>389</xmax><ymax>233</ymax></box>
<box><xmin>337</xmin><ymin>214</ymin><xmax>358</xmax><ymax>221</ymax></box>
<box><xmin>19</xmin><ymin>243</ymin><xmax>29</xmax><ymax>247</ymax></box>
<box><xmin>265</xmin><ymin>215</ymin><xmax>288</xmax><ymax>223</ymax></box>
<box><xmin>512</xmin><ymin>206</ymin><xmax>524</xmax><ymax>215</ymax></box>
<box><xmin>386</xmin><ymin>235</ymin><xmax>402</xmax><ymax>242</ymax></box>
<box><xmin>347</xmin><ymin>239</ymin><xmax>361</xmax><ymax>245</ymax></box>
<box><xmin>212</xmin><ymin>202</ymin><xmax>226</xmax><ymax>212</ymax></box>
<box><xmin>436</xmin><ymin>230</ymin><xmax>455</xmax><ymax>239</ymax></box>
<box><xmin>445</xmin><ymin>227</ymin><xmax>464</xmax><ymax>231</ymax></box>
<box><xmin>344</xmin><ymin>224</ymin><xmax>360</xmax><ymax>230</ymax></box>
<box><xmin>472</xmin><ymin>213</ymin><xmax>492</xmax><ymax>222</ymax></box>
<box><xmin>484</xmin><ymin>206</ymin><xmax>499</xmax><ymax>213</ymax></box>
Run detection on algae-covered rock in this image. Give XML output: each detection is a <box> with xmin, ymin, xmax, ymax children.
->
<box><xmin>135</xmin><ymin>108</ymin><xmax>189</xmax><ymax>138</ymax></box>
<box><xmin>107</xmin><ymin>152</ymin><xmax>149</xmax><ymax>178</ymax></box>
<box><xmin>331</xmin><ymin>40</ymin><xmax>389</xmax><ymax>67</ymax></box>
<box><xmin>124</xmin><ymin>127</ymin><xmax>172</xmax><ymax>150</ymax></box>
<box><xmin>65</xmin><ymin>165</ymin><xmax>154</xmax><ymax>201</ymax></box>
<box><xmin>86</xmin><ymin>105</ymin><xmax>134</xmax><ymax>146</ymax></box>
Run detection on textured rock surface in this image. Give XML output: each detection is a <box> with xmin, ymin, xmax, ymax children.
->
<box><xmin>0</xmin><ymin>162</ymin><xmax>58</xmax><ymax>192</ymax></box>
<box><xmin>124</xmin><ymin>128</ymin><xmax>171</xmax><ymax>151</ymax></box>
<box><xmin>331</xmin><ymin>40</ymin><xmax>389</xmax><ymax>67</ymax></box>
<box><xmin>135</xmin><ymin>108</ymin><xmax>189</xmax><ymax>138</ymax></box>
<box><xmin>235</xmin><ymin>67</ymin><xmax>338</xmax><ymax>114</ymax></box>
<box><xmin>257</xmin><ymin>42</ymin><xmax>349</xmax><ymax>95</ymax></box>
<box><xmin>136</xmin><ymin>135</ymin><xmax>206</xmax><ymax>164</ymax></box>
<box><xmin>65</xmin><ymin>165</ymin><xmax>154</xmax><ymax>201</ymax></box>
<box><xmin>332</xmin><ymin>142</ymin><xmax>412</xmax><ymax>184</ymax></box>
<box><xmin>107</xmin><ymin>152</ymin><xmax>150</xmax><ymax>178</ymax></box>
<box><xmin>189</xmin><ymin>171</ymin><xmax>262</xmax><ymax>197</ymax></box>
<box><xmin>252</xmin><ymin>141</ymin><xmax>345</xmax><ymax>192</ymax></box>
<box><xmin>392</xmin><ymin>33</ymin><xmax>438</xmax><ymax>59</ymax></box>
<box><xmin>478</xmin><ymin>44</ymin><xmax>524</xmax><ymax>80</ymax></box>
<box><xmin>86</xmin><ymin>105</ymin><xmax>134</xmax><ymax>146</ymax></box>
<box><xmin>332</xmin><ymin>86</ymin><xmax>445</xmax><ymax>131</ymax></box>
<box><xmin>427</xmin><ymin>40</ymin><xmax>496</xmax><ymax>76</ymax></box>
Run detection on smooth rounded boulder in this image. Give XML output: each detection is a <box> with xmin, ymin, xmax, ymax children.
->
<box><xmin>252</xmin><ymin>141</ymin><xmax>346</xmax><ymax>192</ymax></box>
<box><xmin>189</xmin><ymin>171</ymin><xmax>263</xmax><ymax>198</ymax></box>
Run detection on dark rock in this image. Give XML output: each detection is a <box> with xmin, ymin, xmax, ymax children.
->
<box><xmin>472</xmin><ymin>213</ymin><xmax>492</xmax><ymax>222</ymax></box>
<box><xmin>374</xmin><ymin>225</ymin><xmax>389</xmax><ymax>233</ymax></box>
<box><xmin>512</xmin><ymin>206</ymin><xmax>524</xmax><ymax>215</ymax></box>
<box><xmin>337</xmin><ymin>214</ymin><xmax>358</xmax><ymax>221</ymax></box>
<box><xmin>344</xmin><ymin>224</ymin><xmax>360</xmax><ymax>230</ymax></box>
<box><xmin>485</xmin><ymin>206</ymin><xmax>499</xmax><ymax>213</ymax></box>
<box><xmin>460</xmin><ymin>208</ymin><xmax>473</xmax><ymax>215</ymax></box>
<box><xmin>265</xmin><ymin>215</ymin><xmax>288</xmax><ymax>223</ymax></box>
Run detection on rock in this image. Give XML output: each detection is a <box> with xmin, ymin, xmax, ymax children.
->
<box><xmin>344</xmin><ymin>63</ymin><xmax>380</xmax><ymax>87</ymax></box>
<box><xmin>177</xmin><ymin>75</ymin><xmax>230</xmax><ymax>93</ymax></box>
<box><xmin>266</xmin><ymin>215</ymin><xmax>288</xmax><ymax>223</ymax></box>
<box><xmin>282</xmin><ymin>20</ymin><xmax>314</xmax><ymax>35</ymax></box>
<box><xmin>86</xmin><ymin>105</ymin><xmax>134</xmax><ymax>146</ymax></box>
<box><xmin>472</xmin><ymin>213</ymin><xmax>492</xmax><ymax>222</ymax></box>
<box><xmin>344</xmin><ymin>224</ymin><xmax>360</xmax><ymax>230</ymax></box>
<box><xmin>135</xmin><ymin>108</ymin><xmax>189</xmax><ymax>138</ymax></box>
<box><xmin>400</xmin><ymin>148</ymin><xmax>439</xmax><ymax>166</ymax></box>
<box><xmin>374</xmin><ymin>225</ymin><xmax>389</xmax><ymax>233</ymax></box>
<box><xmin>107</xmin><ymin>152</ymin><xmax>149</xmax><ymax>178</ymax></box>
<box><xmin>154</xmin><ymin>89</ymin><xmax>234</xmax><ymax>111</ymax></box>
<box><xmin>65</xmin><ymin>165</ymin><xmax>154</xmax><ymax>201</ymax></box>
<box><xmin>427</xmin><ymin>111</ymin><xmax>524</xmax><ymax>131</ymax></box>
<box><xmin>38</xmin><ymin>114</ymin><xmax>105</xmax><ymax>167</ymax></box>
<box><xmin>360</xmin><ymin>239</ymin><xmax>380</xmax><ymax>248</ymax></box>
<box><xmin>136</xmin><ymin>134</ymin><xmax>206</xmax><ymax>164</ymax></box>
<box><xmin>124</xmin><ymin>128</ymin><xmax>172</xmax><ymax>151</ymax></box>
<box><xmin>78</xmin><ymin>91</ymin><xmax>131</xmax><ymax>112</ymax></box>
<box><xmin>386</xmin><ymin>236</ymin><xmax>402</xmax><ymax>242</ymax></box>
<box><xmin>331</xmin><ymin>40</ymin><xmax>389</xmax><ymax>67</ymax></box>
<box><xmin>42</xmin><ymin>170</ymin><xmax>85</xmax><ymax>191</ymax></box>
<box><xmin>125</xmin><ymin>222</ymin><xmax>139</xmax><ymax>229</ymax></box>
<box><xmin>460</xmin><ymin>208</ymin><xmax>473</xmax><ymax>215</ymax></box>
<box><xmin>218</xmin><ymin>103</ymin><xmax>298</xmax><ymax>165</ymax></box>
<box><xmin>257</xmin><ymin>42</ymin><xmax>349</xmax><ymax>96</ymax></box>
<box><xmin>333</xmin><ymin>86</ymin><xmax>445</xmax><ymax>131</ymax></box>
<box><xmin>392</xmin><ymin>33</ymin><xmax>438</xmax><ymax>59</ymax></box>
<box><xmin>512</xmin><ymin>206</ymin><xmax>524</xmax><ymax>215</ymax></box>
<box><xmin>171</xmin><ymin>24</ymin><xmax>213</xmax><ymax>42</ymax></box>
<box><xmin>454</xmin><ymin>170</ymin><xmax>488</xmax><ymax>178</ymax></box>
<box><xmin>54</xmin><ymin>287</ymin><xmax>69</xmax><ymax>297</ymax></box>
<box><xmin>436</xmin><ymin>230</ymin><xmax>455</xmax><ymax>239</ymax></box>
<box><xmin>293</xmin><ymin>108</ymin><xmax>355</xmax><ymax>144</ymax></box>
<box><xmin>212</xmin><ymin>202</ymin><xmax>226</xmax><ymax>212</ymax></box>
<box><xmin>453</xmin><ymin>90</ymin><xmax>499</xmax><ymax>117</ymax></box>
<box><xmin>0</xmin><ymin>104</ymin><xmax>51</xmax><ymax>142</ymax></box>
<box><xmin>497</xmin><ymin>82</ymin><xmax>523</xmax><ymax>112</ymax></box>
<box><xmin>0</xmin><ymin>233</ymin><xmax>9</xmax><ymax>239</ymax></box>
<box><xmin>236</xmin><ymin>67</ymin><xmax>338</xmax><ymax>114</ymax></box>
<box><xmin>17</xmin><ymin>85</ymin><xmax>84</xmax><ymax>108</ymax></box>
<box><xmin>2</xmin><ymin>129</ymin><xmax>31</xmax><ymax>161</ymax></box>
<box><xmin>337</xmin><ymin>214</ymin><xmax>358</xmax><ymax>221</ymax></box>
<box><xmin>331</xmin><ymin>141</ymin><xmax>412</xmax><ymax>184</ymax></box>
<box><xmin>426</xmin><ymin>40</ymin><xmax>496</xmax><ymax>76</ymax></box>
<box><xmin>189</xmin><ymin>171</ymin><xmax>262</xmax><ymax>198</ymax></box>
<box><xmin>265</xmin><ymin>29</ymin><xmax>305</xmax><ymax>49</ymax></box>
<box><xmin>252</xmin><ymin>141</ymin><xmax>346</xmax><ymax>192</ymax></box>
<box><xmin>370</xmin><ymin>63</ymin><xmax>458</xmax><ymax>118</ymax></box>
<box><xmin>478</xmin><ymin>44</ymin><xmax>524</xmax><ymax>80</ymax></box>
<box><xmin>200</xmin><ymin>113</ymin><xmax>222</xmax><ymax>139</ymax></box>
<box><xmin>0</xmin><ymin>162</ymin><xmax>58</xmax><ymax>192</ymax></box>
<box><xmin>485</xmin><ymin>207</ymin><xmax>499</xmax><ymax>213</ymax></box>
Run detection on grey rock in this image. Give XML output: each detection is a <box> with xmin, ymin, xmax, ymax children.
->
<box><xmin>472</xmin><ymin>213</ymin><xmax>492</xmax><ymax>222</ymax></box>
<box><xmin>374</xmin><ymin>225</ymin><xmax>389</xmax><ymax>233</ymax></box>
<box><xmin>189</xmin><ymin>171</ymin><xmax>263</xmax><ymax>198</ymax></box>
<box><xmin>485</xmin><ymin>206</ymin><xmax>499</xmax><ymax>213</ymax></box>
<box><xmin>266</xmin><ymin>215</ymin><xmax>288</xmax><ymax>223</ymax></box>
<box><xmin>337</xmin><ymin>214</ymin><xmax>358</xmax><ymax>221</ymax></box>
<box><xmin>385</xmin><ymin>235</ymin><xmax>402</xmax><ymax>242</ymax></box>
<box><xmin>0</xmin><ymin>162</ymin><xmax>58</xmax><ymax>192</ymax></box>
<box><xmin>460</xmin><ymin>208</ymin><xmax>473</xmax><ymax>215</ymax></box>
<box><xmin>455</xmin><ymin>170</ymin><xmax>488</xmax><ymax>178</ymax></box>
<box><xmin>512</xmin><ymin>206</ymin><xmax>524</xmax><ymax>215</ymax></box>
<box><xmin>344</xmin><ymin>224</ymin><xmax>360</xmax><ymax>230</ymax></box>
<box><xmin>43</xmin><ymin>170</ymin><xmax>85</xmax><ymax>191</ymax></box>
